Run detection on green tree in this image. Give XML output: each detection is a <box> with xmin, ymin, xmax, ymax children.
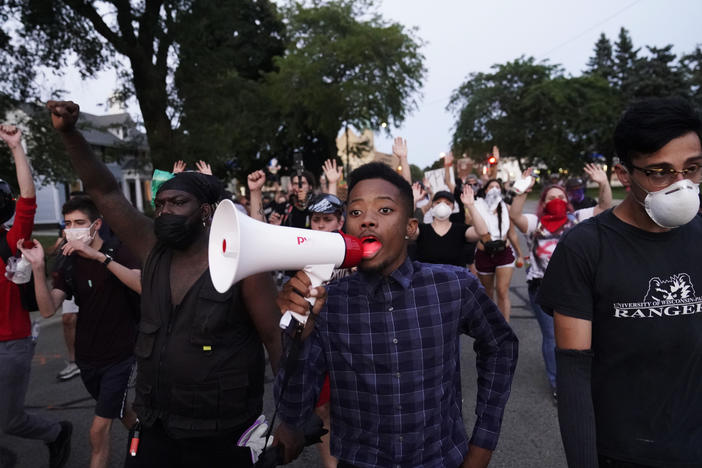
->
<box><xmin>264</xmin><ymin>0</ymin><xmax>426</xmax><ymax>178</ymax></box>
<box><xmin>681</xmin><ymin>46</ymin><xmax>702</xmax><ymax>111</ymax></box>
<box><xmin>633</xmin><ymin>45</ymin><xmax>688</xmax><ymax>98</ymax></box>
<box><xmin>586</xmin><ymin>33</ymin><xmax>615</xmax><ymax>83</ymax></box>
<box><xmin>0</xmin><ymin>101</ymin><xmax>74</xmax><ymax>190</ymax></box>
<box><xmin>613</xmin><ymin>27</ymin><xmax>640</xmax><ymax>99</ymax></box>
<box><xmin>449</xmin><ymin>57</ymin><xmax>619</xmax><ymax>175</ymax></box>
<box><xmin>173</xmin><ymin>0</ymin><xmax>285</xmax><ymax>177</ymax></box>
<box><xmin>0</xmin><ymin>0</ymin><xmax>286</xmax><ymax>174</ymax></box>
<box><xmin>520</xmin><ymin>75</ymin><xmax>619</xmax><ymax>174</ymax></box>
<box><xmin>448</xmin><ymin>56</ymin><xmax>560</xmax><ymax>162</ymax></box>
<box><xmin>409</xmin><ymin>163</ymin><xmax>424</xmax><ymax>182</ymax></box>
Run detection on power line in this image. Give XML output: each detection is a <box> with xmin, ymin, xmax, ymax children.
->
<box><xmin>537</xmin><ymin>0</ymin><xmax>644</xmax><ymax>60</ymax></box>
<box><xmin>421</xmin><ymin>0</ymin><xmax>645</xmax><ymax>110</ymax></box>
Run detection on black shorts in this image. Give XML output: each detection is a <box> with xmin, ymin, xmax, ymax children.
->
<box><xmin>79</xmin><ymin>356</ymin><xmax>134</xmax><ymax>419</ymax></box>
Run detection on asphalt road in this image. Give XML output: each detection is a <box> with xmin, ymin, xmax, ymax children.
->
<box><xmin>0</xmin><ymin>232</ymin><xmax>567</xmax><ymax>467</ymax></box>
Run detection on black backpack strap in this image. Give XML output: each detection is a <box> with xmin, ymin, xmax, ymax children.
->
<box><xmin>0</xmin><ymin>230</ymin><xmax>13</xmax><ymax>263</ymax></box>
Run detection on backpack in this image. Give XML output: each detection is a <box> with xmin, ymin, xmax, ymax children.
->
<box><xmin>0</xmin><ymin>232</ymin><xmax>39</xmax><ymax>312</ymax></box>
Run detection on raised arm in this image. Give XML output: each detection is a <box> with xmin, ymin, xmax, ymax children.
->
<box><xmin>0</xmin><ymin>126</ymin><xmax>36</xmax><ymax>253</ymax></box>
<box><xmin>392</xmin><ymin>137</ymin><xmax>411</xmax><ymax>184</ymax></box>
<box><xmin>247</xmin><ymin>170</ymin><xmax>267</xmax><ymax>222</ymax></box>
<box><xmin>195</xmin><ymin>160</ymin><xmax>213</xmax><ymax>175</ymax></box>
<box><xmin>443</xmin><ymin>152</ymin><xmax>456</xmax><ymax>193</ymax></box>
<box><xmin>584</xmin><ymin>163</ymin><xmax>612</xmax><ymax>215</ymax></box>
<box><xmin>508</xmin><ymin>167</ymin><xmax>535</xmax><ymax>233</ymax></box>
<box><xmin>321</xmin><ymin>159</ymin><xmax>342</xmax><ymax>196</ymax></box>
<box><xmin>46</xmin><ymin>101</ymin><xmax>155</xmax><ymax>263</ymax></box>
<box><xmin>18</xmin><ymin>239</ymin><xmax>65</xmax><ymax>318</ymax></box>
<box><xmin>172</xmin><ymin>160</ymin><xmax>187</xmax><ymax>174</ymax></box>
<box><xmin>0</xmin><ymin>125</ymin><xmax>35</xmax><ymax>199</ymax></box>
<box><xmin>408</xmin><ymin>182</ymin><xmax>426</xmax><ymax>240</ymax></box>
<box><xmin>461</xmin><ymin>185</ymin><xmax>488</xmax><ymax>242</ymax></box>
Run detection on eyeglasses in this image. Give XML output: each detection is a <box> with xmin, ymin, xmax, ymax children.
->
<box><xmin>630</xmin><ymin>164</ymin><xmax>702</xmax><ymax>188</ymax></box>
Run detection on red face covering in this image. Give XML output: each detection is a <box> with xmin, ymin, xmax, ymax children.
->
<box><xmin>540</xmin><ymin>198</ymin><xmax>568</xmax><ymax>233</ymax></box>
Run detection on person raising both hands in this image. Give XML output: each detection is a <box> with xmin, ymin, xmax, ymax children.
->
<box><xmin>409</xmin><ymin>183</ymin><xmax>489</xmax><ymax>267</ymax></box>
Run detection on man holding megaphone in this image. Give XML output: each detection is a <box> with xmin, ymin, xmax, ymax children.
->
<box><xmin>46</xmin><ymin>101</ymin><xmax>282</xmax><ymax>468</ymax></box>
<box><xmin>273</xmin><ymin>162</ymin><xmax>519</xmax><ymax>468</ymax></box>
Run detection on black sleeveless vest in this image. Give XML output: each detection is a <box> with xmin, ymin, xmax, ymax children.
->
<box><xmin>134</xmin><ymin>243</ymin><xmax>264</xmax><ymax>438</ymax></box>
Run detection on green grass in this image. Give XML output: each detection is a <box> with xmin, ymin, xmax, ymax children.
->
<box><xmin>33</xmin><ymin>235</ymin><xmax>57</xmax><ymax>251</ymax></box>
<box><xmin>31</xmin><ymin>234</ymin><xmax>61</xmax><ymax>272</ymax></box>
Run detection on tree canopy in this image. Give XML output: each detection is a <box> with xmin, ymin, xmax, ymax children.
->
<box><xmin>263</xmin><ymin>0</ymin><xmax>425</xmax><ymax>178</ymax></box>
<box><xmin>448</xmin><ymin>28</ymin><xmax>702</xmax><ymax>178</ymax></box>
<box><xmin>0</xmin><ymin>0</ymin><xmax>425</xmax><ymax>183</ymax></box>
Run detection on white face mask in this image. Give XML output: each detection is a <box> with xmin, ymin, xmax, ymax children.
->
<box><xmin>431</xmin><ymin>202</ymin><xmax>452</xmax><ymax>220</ymax></box>
<box><xmin>65</xmin><ymin>221</ymin><xmax>96</xmax><ymax>244</ymax></box>
<box><xmin>638</xmin><ymin>178</ymin><xmax>700</xmax><ymax>228</ymax></box>
<box><xmin>485</xmin><ymin>187</ymin><xmax>502</xmax><ymax>209</ymax></box>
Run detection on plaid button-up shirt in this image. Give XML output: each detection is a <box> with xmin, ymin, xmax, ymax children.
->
<box><xmin>275</xmin><ymin>258</ymin><xmax>518</xmax><ymax>468</ymax></box>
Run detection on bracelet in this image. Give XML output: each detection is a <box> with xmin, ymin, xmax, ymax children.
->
<box><xmin>103</xmin><ymin>253</ymin><xmax>113</xmax><ymax>266</ymax></box>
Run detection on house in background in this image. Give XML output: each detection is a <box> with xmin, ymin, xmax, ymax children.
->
<box><xmin>336</xmin><ymin>127</ymin><xmax>399</xmax><ymax>172</ymax></box>
<box><xmin>32</xmin><ymin>107</ymin><xmax>152</xmax><ymax>228</ymax></box>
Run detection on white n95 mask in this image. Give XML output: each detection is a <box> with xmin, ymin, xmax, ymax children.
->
<box><xmin>431</xmin><ymin>203</ymin><xmax>452</xmax><ymax>220</ymax></box>
<box><xmin>643</xmin><ymin>179</ymin><xmax>700</xmax><ymax>228</ymax></box>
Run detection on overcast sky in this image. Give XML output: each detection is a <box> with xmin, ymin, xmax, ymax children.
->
<box><xmin>48</xmin><ymin>0</ymin><xmax>702</xmax><ymax>169</ymax></box>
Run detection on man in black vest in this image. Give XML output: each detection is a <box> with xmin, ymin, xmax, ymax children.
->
<box><xmin>46</xmin><ymin>101</ymin><xmax>282</xmax><ymax>468</ymax></box>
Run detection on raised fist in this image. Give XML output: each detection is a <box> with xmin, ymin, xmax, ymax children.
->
<box><xmin>0</xmin><ymin>125</ymin><xmax>22</xmax><ymax>149</ymax></box>
<box><xmin>46</xmin><ymin>101</ymin><xmax>80</xmax><ymax>133</ymax></box>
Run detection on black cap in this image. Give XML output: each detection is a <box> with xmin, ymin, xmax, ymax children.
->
<box><xmin>308</xmin><ymin>193</ymin><xmax>344</xmax><ymax>214</ymax></box>
<box><xmin>432</xmin><ymin>190</ymin><xmax>455</xmax><ymax>204</ymax></box>
<box><xmin>565</xmin><ymin>177</ymin><xmax>584</xmax><ymax>189</ymax></box>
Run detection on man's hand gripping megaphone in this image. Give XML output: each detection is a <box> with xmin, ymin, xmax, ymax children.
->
<box><xmin>276</xmin><ymin>265</ymin><xmax>331</xmax><ymax>337</ymax></box>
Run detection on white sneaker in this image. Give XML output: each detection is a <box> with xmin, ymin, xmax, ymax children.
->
<box><xmin>56</xmin><ymin>362</ymin><xmax>80</xmax><ymax>381</ymax></box>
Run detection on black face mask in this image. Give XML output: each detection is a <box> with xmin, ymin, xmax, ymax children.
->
<box><xmin>154</xmin><ymin>213</ymin><xmax>203</xmax><ymax>249</ymax></box>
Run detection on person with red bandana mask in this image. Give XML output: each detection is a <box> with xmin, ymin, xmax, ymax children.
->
<box><xmin>509</xmin><ymin>165</ymin><xmax>611</xmax><ymax>402</ymax></box>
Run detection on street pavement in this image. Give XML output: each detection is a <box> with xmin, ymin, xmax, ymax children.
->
<box><xmin>0</xmin><ymin>229</ymin><xmax>567</xmax><ymax>468</ymax></box>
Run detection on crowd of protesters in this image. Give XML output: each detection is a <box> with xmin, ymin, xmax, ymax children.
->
<box><xmin>0</xmin><ymin>95</ymin><xmax>700</xmax><ymax>468</ymax></box>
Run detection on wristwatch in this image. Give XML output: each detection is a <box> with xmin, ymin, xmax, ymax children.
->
<box><xmin>102</xmin><ymin>253</ymin><xmax>113</xmax><ymax>266</ymax></box>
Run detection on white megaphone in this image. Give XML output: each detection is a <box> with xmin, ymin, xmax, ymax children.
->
<box><xmin>209</xmin><ymin>199</ymin><xmax>363</xmax><ymax>324</ymax></box>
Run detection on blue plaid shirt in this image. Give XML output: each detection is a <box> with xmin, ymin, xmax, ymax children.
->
<box><xmin>275</xmin><ymin>258</ymin><xmax>518</xmax><ymax>468</ymax></box>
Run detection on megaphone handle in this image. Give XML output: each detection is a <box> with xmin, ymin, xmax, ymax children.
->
<box><xmin>279</xmin><ymin>264</ymin><xmax>334</xmax><ymax>329</ymax></box>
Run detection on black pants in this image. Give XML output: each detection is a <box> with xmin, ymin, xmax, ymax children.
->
<box><xmin>124</xmin><ymin>420</ymin><xmax>253</xmax><ymax>468</ymax></box>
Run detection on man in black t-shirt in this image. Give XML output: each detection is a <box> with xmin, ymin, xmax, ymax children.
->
<box><xmin>21</xmin><ymin>197</ymin><xmax>141</xmax><ymax>468</ymax></box>
<box><xmin>284</xmin><ymin>171</ymin><xmax>315</xmax><ymax>228</ymax></box>
<box><xmin>538</xmin><ymin>97</ymin><xmax>702</xmax><ymax>467</ymax></box>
